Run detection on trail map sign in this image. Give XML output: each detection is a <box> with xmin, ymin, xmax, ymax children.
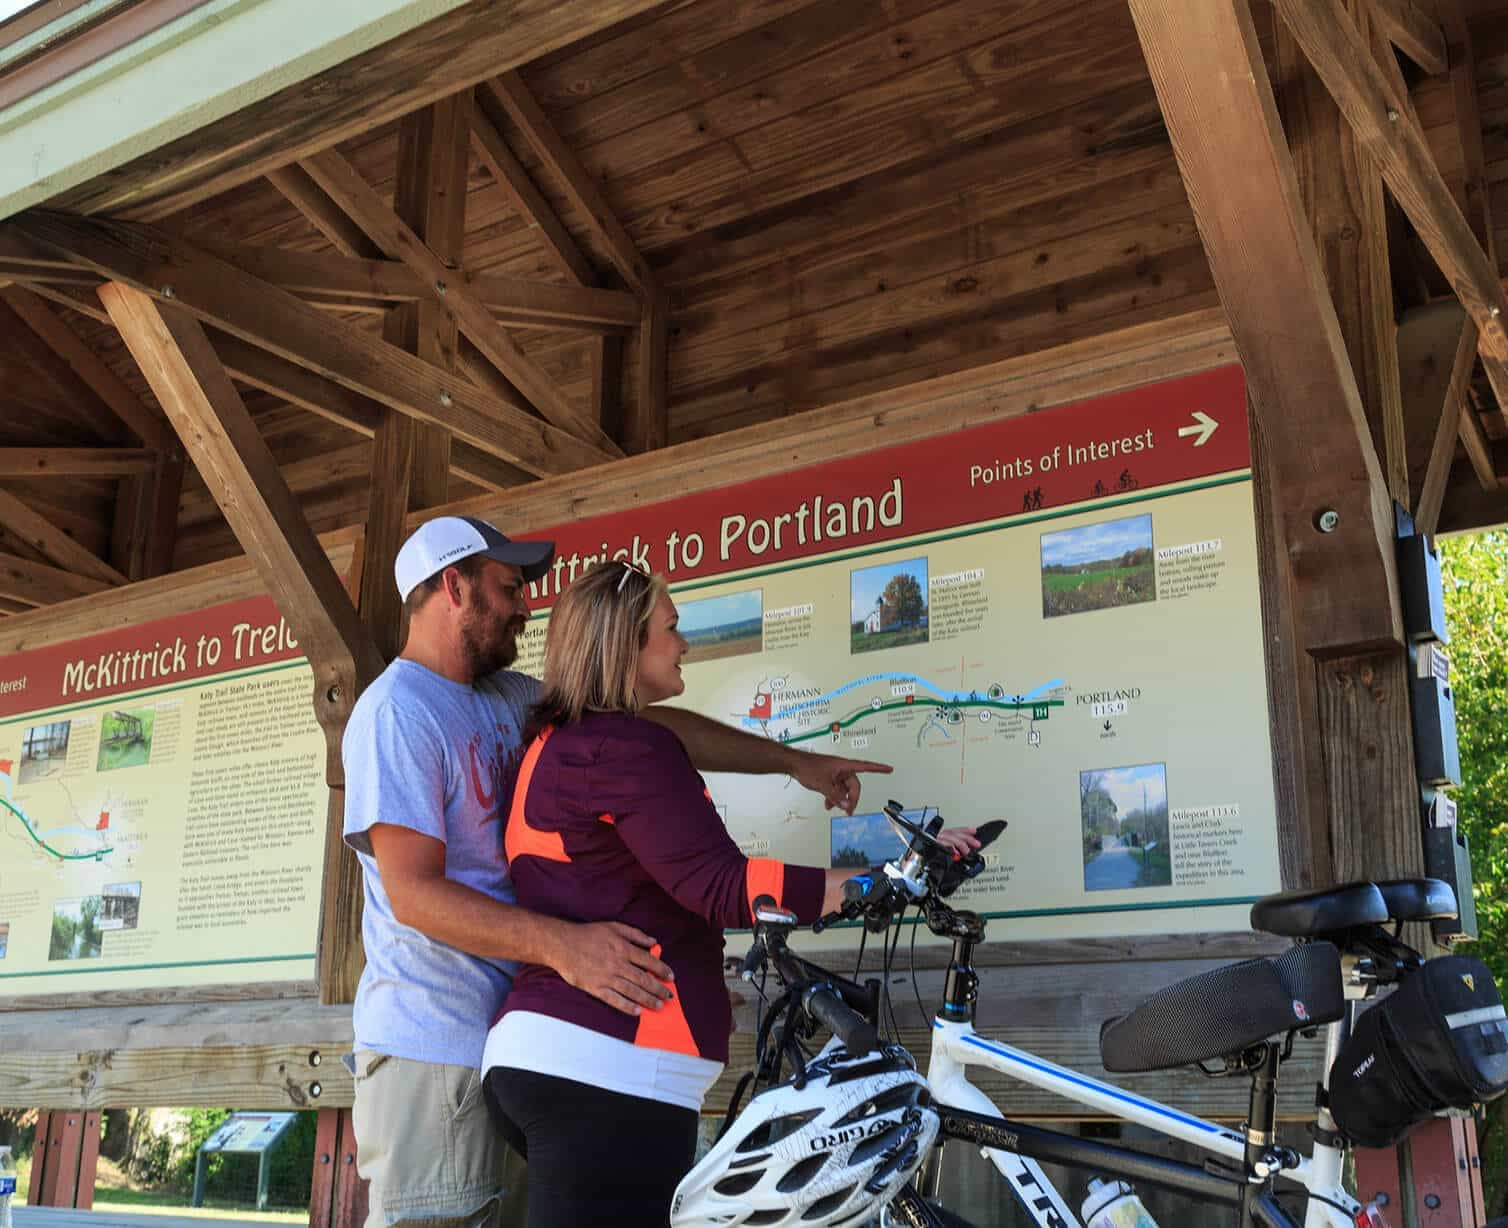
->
<box><xmin>0</xmin><ymin>596</ymin><xmax>326</xmax><ymax>997</ymax></box>
<box><xmin>514</xmin><ymin>365</ymin><xmax>1280</xmax><ymax>940</ymax></box>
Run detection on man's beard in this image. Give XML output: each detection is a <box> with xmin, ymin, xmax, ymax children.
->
<box><xmin>460</xmin><ymin>603</ymin><xmax>524</xmax><ymax>679</ymax></box>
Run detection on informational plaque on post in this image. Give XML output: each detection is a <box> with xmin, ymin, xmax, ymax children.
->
<box><xmin>0</xmin><ymin>595</ymin><xmax>325</xmax><ymax>997</ymax></box>
<box><xmin>513</xmin><ymin>365</ymin><xmax>1279</xmax><ymax>941</ymax></box>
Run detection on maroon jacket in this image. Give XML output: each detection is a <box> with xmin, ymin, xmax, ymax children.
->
<box><xmin>498</xmin><ymin>711</ymin><xmax>826</xmax><ymax>1064</ymax></box>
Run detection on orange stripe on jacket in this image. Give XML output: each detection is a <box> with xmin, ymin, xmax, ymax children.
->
<box><xmin>504</xmin><ymin>728</ymin><xmax>569</xmax><ymax>864</ymax></box>
<box><xmin>745</xmin><ymin>857</ymin><xmax>786</xmax><ymax>918</ymax></box>
<box><xmin>632</xmin><ymin>943</ymin><xmax>700</xmax><ymax>1057</ymax></box>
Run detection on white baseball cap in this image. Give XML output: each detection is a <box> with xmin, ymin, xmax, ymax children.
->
<box><xmin>394</xmin><ymin>516</ymin><xmax>554</xmax><ymax>602</ymax></box>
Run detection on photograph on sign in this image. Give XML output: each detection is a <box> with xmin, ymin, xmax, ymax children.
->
<box><xmin>1040</xmin><ymin>514</ymin><xmax>1156</xmax><ymax>619</ymax></box>
<box><xmin>679</xmin><ymin>588</ymin><xmax>764</xmax><ymax>665</ymax></box>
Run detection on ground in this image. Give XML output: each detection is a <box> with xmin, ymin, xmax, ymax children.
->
<box><xmin>15</xmin><ymin>1156</ymin><xmax>304</xmax><ymax>1222</ymax></box>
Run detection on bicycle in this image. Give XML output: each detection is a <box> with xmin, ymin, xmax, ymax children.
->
<box><xmin>675</xmin><ymin>800</ymin><xmax>1486</xmax><ymax>1228</ymax></box>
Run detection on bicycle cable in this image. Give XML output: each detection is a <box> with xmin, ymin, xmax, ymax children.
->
<box><xmin>1272</xmin><ymin>1188</ymin><xmax>1363</xmax><ymax>1219</ymax></box>
<box><xmin>907</xmin><ymin>900</ymin><xmax>928</xmax><ymax>1026</ymax></box>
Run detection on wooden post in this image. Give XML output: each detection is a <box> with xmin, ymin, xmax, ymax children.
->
<box><xmin>27</xmin><ymin>1109</ymin><xmax>100</xmax><ymax>1209</ymax></box>
<box><xmin>309</xmin><ymin>1108</ymin><xmax>367</xmax><ymax>1228</ymax></box>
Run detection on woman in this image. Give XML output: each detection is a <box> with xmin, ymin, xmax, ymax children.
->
<box><xmin>481</xmin><ymin>560</ymin><xmax>973</xmax><ymax>1227</ymax></box>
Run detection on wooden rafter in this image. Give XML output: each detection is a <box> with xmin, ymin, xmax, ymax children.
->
<box><xmin>1397</xmin><ymin>301</ymin><xmax>1482</xmax><ymax>537</ymax></box>
<box><xmin>1</xmin><ymin>284</ymin><xmax>176</xmax><ymax>452</ymax></box>
<box><xmin>266</xmin><ymin>165</ymin><xmax>384</xmax><ymax>259</ymax></box>
<box><xmin>1369</xmin><ymin>0</ymin><xmax>1447</xmax><ymax>74</ymax></box>
<box><xmin>484</xmin><ymin>74</ymin><xmax>654</xmax><ymax>296</ymax></box>
<box><xmin>299</xmin><ymin>149</ymin><xmax>620</xmax><ymax>455</ymax></box>
<box><xmin>0</xmin><ymin>448</ymin><xmax>155</xmax><ymax>477</ymax></box>
<box><xmin>191</xmin><ymin>242</ymin><xmax>638</xmax><ymax>329</ymax></box>
<box><xmin>97</xmin><ymin>281</ymin><xmax>384</xmax><ymax>725</ymax></box>
<box><xmin>1130</xmin><ymin>0</ymin><xmax>1402</xmax><ymax>655</ymax></box>
<box><xmin>0</xmin><ymin>486</ymin><xmax>126</xmax><ymax>585</ymax></box>
<box><xmin>209</xmin><ymin>333</ymin><xmax>531</xmax><ymax>493</ymax></box>
<box><xmin>0</xmin><ymin>551</ymin><xmax>111</xmax><ymax>606</ymax></box>
<box><xmin>12</xmin><ymin>212</ymin><xmax>615</xmax><ymax>477</ymax></box>
<box><xmin>54</xmin><ymin>0</ymin><xmax>668</xmax><ymax>221</ymax></box>
<box><xmin>482</xmin><ymin>72</ymin><xmax>667</xmax><ymax>452</ymax></box>
<box><xmin>471</xmin><ymin>104</ymin><xmax>594</xmax><ymax>285</ymax></box>
<box><xmin>1272</xmin><ymin>0</ymin><xmax>1508</xmax><ymax>429</ymax></box>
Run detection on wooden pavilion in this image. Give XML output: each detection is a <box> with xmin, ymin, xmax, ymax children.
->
<box><xmin>0</xmin><ymin>0</ymin><xmax>1504</xmax><ymax>1221</ymax></box>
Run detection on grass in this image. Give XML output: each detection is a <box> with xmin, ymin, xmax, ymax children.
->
<box><xmin>1041</xmin><ymin>562</ymin><xmax>1155</xmax><ymax>617</ymax></box>
<box><xmin>13</xmin><ymin>1156</ymin><xmax>304</xmax><ymax>1222</ymax></box>
<box><xmin>850</xmin><ymin>625</ymin><xmax>929</xmax><ymax>654</ymax></box>
<box><xmin>1135</xmin><ymin>846</ymin><xmax>1174</xmax><ymax>888</ymax></box>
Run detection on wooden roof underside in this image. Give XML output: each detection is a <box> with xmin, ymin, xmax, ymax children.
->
<box><xmin>0</xmin><ymin>0</ymin><xmax>1506</xmax><ymax>618</ymax></box>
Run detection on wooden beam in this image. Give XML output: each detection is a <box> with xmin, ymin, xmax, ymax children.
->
<box><xmin>631</xmin><ymin>292</ymin><xmax>669</xmax><ymax>453</ymax></box>
<box><xmin>0</xmin><ymin>551</ymin><xmax>111</xmax><ymax>606</ymax></box>
<box><xmin>1436</xmin><ymin>0</ymin><xmax>1496</xmax><ymax>267</ymax></box>
<box><xmin>191</xmin><ymin>240</ymin><xmax>636</xmax><ymax>329</ymax></box>
<box><xmin>1370</xmin><ymin>0</ymin><xmax>1447</xmax><ymax>73</ymax></box>
<box><xmin>593</xmin><ymin>335</ymin><xmax>624</xmax><ymax>444</ymax></box>
<box><xmin>13</xmin><ymin>212</ymin><xmax>615</xmax><ymax>478</ymax></box>
<box><xmin>1</xmin><ymin>284</ymin><xmax>176</xmax><ymax>452</ymax></box>
<box><xmin>1398</xmin><ymin>301</ymin><xmax>1478</xmax><ymax>535</ymax></box>
<box><xmin>265</xmin><ymin>165</ymin><xmax>384</xmax><ymax>260</ymax></box>
<box><xmin>299</xmin><ymin>149</ymin><xmax>619</xmax><ymax>455</ymax></box>
<box><xmin>1276</xmin><ymin>0</ymin><xmax>1408</xmax><ymax>504</ymax></box>
<box><xmin>0</xmin><ymin>297</ymin><xmax>133</xmax><ymax>444</ymax></box>
<box><xmin>0</xmin><ymin>448</ymin><xmax>154</xmax><ymax>477</ymax></box>
<box><xmin>110</xmin><ymin>452</ymin><xmax>183</xmax><ymax>582</ymax></box>
<box><xmin>54</xmin><ymin>0</ymin><xmax>668</xmax><ymax>222</ymax></box>
<box><xmin>211</xmin><ymin>333</ymin><xmax>532</xmax><ymax>493</ymax></box>
<box><xmin>1271</xmin><ymin>0</ymin><xmax>1508</xmax><ymax>419</ymax></box>
<box><xmin>98</xmin><ymin>281</ymin><xmax>384</xmax><ymax>791</ymax></box>
<box><xmin>1129</xmin><ymin>0</ymin><xmax>1402</xmax><ymax>655</ymax></box>
<box><xmin>1438</xmin><ymin>458</ymin><xmax>1508</xmax><ymax>534</ymax></box>
<box><xmin>484</xmin><ymin>73</ymin><xmax>655</xmax><ymax>297</ymax></box>
<box><xmin>470</xmin><ymin>104</ymin><xmax>594</xmax><ymax>285</ymax></box>
<box><xmin>0</xmin><ymin>487</ymin><xmax>125</xmax><ymax>585</ymax></box>
<box><xmin>1458</xmin><ymin>387</ymin><xmax>1499</xmax><ymax>488</ymax></box>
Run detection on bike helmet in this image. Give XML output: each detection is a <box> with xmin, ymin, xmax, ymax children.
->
<box><xmin>671</xmin><ymin>1043</ymin><xmax>938</xmax><ymax>1227</ymax></box>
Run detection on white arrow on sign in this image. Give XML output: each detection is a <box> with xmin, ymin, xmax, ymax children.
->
<box><xmin>1177</xmin><ymin>409</ymin><xmax>1219</xmax><ymax>447</ymax></box>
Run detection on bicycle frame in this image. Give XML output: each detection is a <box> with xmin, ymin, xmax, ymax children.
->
<box><xmin>917</xmin><ymin>1015</ymin><xmax>1355</xmax><ymax>1227</ymax></box>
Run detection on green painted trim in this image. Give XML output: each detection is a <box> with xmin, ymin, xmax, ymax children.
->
<box><xmin>0</xmin><ymin>0</ymin><xmax>478</xmax><ymax>219</ymax></box>
<box><xmin>661</xmin><ymin>472</ymin><xmax>1252</xmax><ymax>598</ymax></box>
<box><xmin>1</xmin><ymin>659</ymin><xmax>308</xmax><ymax>727</ymax></box>
<box><xmin>0</xmin><ymin>953</ymin><xmax>314</xmax><ymax>980</ymax></box>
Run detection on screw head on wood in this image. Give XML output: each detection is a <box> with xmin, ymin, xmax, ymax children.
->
<box><xmin>435</xmin><ymin>280</ymin><xmax>448</xmax><ymax>296</ymax></box>
<box><xmin>1386</xmin><ymin>107</ymin><xmax>1399</xmax><ymax>122</ymax></box>
<box><xmin>439</xmin><ymin>391</ymin><xmax>453</xmax><ymax>407</ymax></box>
<box><xmin>326</xmin><ymin>685</ymin><xmax>340</xmax><ymax>705</ymax></box>
<box><xmin>310</xmin><ymin>1081</ymin><xmax>322</xmax><ymax>1098</ymax></box>
<box><xmin>308</xmin><ymin>1050</ymin><xmax>321</xmax><ymax>1067</ymax></box>
<box><xmin>161</xmin><ymin>285</ymin><xmax>176</xmax><ymax>299</ymax></box>
<box><xmin>1315</xmin><ymin>509</ymin><xmax>1340</xmax><ymax>533</ymax></box>
<box><xmin>1492</xmin><ymin>305</ymin><xmax>1502</xmax><ymax>319</ymax></box>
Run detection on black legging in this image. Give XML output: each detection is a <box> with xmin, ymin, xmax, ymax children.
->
<box><xmin>484</xmin><ymin>1066</ymin><xmax>699</xmax><ymax>1228</ymax></box>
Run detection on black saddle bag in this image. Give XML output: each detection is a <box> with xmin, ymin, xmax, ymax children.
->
<box><xmin>1330</xmin><ymin>955</ymin><xmax>1508</xmax><ymax>1149</ymax></box>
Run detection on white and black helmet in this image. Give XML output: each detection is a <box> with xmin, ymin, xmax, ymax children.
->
<box><xmin>671</xmin><ymin>1044</ymin><xmax>938</xmax><ymax>1227</ymax></box>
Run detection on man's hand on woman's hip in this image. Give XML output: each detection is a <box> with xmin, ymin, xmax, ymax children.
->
<box><xmin>547</xmin><ymin>919</ymin><xmax>675</xmax><ymax>1016</ymax></box>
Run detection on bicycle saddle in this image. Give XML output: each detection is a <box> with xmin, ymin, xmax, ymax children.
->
<box><xmin>1099</xmin><ymin>942</ymin><xmax>1344</xmax><ymax>1074</ymax></box>
<box><xmin>1372</xmin><ymin>877</ymin><xmax>1457</xmax><ymax>922</ymax></box>
<box><xmin>1249</xmin><ymin>881</ymin><xmax>1386</xmax><ymax>937</ymax></box>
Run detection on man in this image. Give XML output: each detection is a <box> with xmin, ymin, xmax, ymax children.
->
<box><xmin>343</xmin><ymin>515</ymin><xmax>890</xmax><ymax>1228</ymax></box>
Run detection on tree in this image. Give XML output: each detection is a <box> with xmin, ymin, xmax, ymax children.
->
<box><xmin>1440</xmin><ymin>531</ymin><xmax>1508</xmax><ymax>1216</ymax></box>
<box><xmin>882</xmin><ymin>572</ymin><xmax>925</xmax><ymax>625</ymax></box>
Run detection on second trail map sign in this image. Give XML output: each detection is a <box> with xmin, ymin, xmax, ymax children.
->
<box><xmin>517</xmin><ymin>364</ymin><xmax>1277</xmax><ymax>941</ymax></box>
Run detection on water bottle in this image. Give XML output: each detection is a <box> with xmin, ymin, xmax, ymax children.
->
<box><xmin>0</xmin><ymin>1143</ymin><xmax>16</xmax><ymax>1228</ymax></box>
<box><xmin>1080</xmin><ymin>1176</ymin><xmax>1158</xmax><ymax>1228</ymax></box>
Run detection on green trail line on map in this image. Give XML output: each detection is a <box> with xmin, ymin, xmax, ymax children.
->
<box><xmin>0</xmin><ymin>795</ymin><xmax>113</xmax><ymax>861</ymax></box>
<box><xmin>780</xmin><ymin>697</ymin><xmax>1063</xmax><ymax>746</ymax></box>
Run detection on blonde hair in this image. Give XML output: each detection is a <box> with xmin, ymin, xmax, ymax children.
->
<box><xmin>531</xmin><ymin>560</ymin><xmax>668</xmax><ymax>729</ymax></box>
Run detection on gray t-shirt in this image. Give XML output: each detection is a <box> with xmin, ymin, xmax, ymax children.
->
<box><xmin>342</xmin><ymin>658</ymin><xmax>539</xmax><ymax>1068</ymax></box>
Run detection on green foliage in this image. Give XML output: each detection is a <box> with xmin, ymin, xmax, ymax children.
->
<box><xmin>881</xmin><ymin>572</ymin><xmax>926</xmax><ymax>625</ymax></box>
<box><xmin>1439</xmin><ymin>531</ymin><xmax>1508</xmax><ymax>1215</ymax></box>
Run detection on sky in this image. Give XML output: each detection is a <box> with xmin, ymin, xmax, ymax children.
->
<box><xmin>850</xmin><ymin>556</ymin><xmax>928</xmax><ymax>622</ymax></box>
<box><xmin>1041</xmin><ymin>514</ymin><xmax>1153</xmax><ymax>569</ymax></box>
<box><xmin>677</xmin><ymin>588</ymin><xmax>762</xmax><ymax>634</ymax></box>
<box><xmin>830</xmin><ymin>809</ymin><xmax>916</xmax><ymax>864</ymax></box>
<box><xmin>1083</xmin><ymin>763</ymin><xmax>1167</xmax><ymax>819</ymax></box>
<box><xmin>0</xmin><ymin>2</ymin><xmax>41</xmax><ymax>22</ymax></box>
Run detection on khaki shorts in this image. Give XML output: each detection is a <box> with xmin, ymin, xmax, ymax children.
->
<box><xmin>350</xmin><ymin>1051</ymin><xmax>525</xmax><ymax>1228</ymax></box>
